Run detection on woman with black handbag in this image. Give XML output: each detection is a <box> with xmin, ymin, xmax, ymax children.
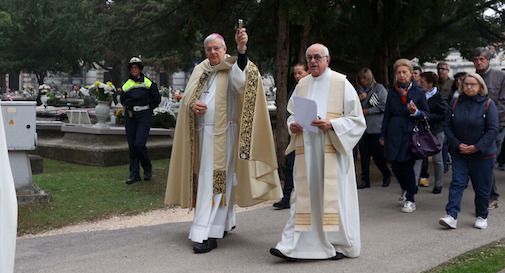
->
<box><xmin>380</xmin><ymin>59</ymin><xmax>429</xmax><ymax>213</ymax></box>
<box><xmin>439</xmin><ymin>73</ymin><xmax>498</xmax><ymax>230</ymax></box>
<box><xmin>417</xmin><ymin>72</ymin><xmax>448</xmax><ymax>194</ymax></box>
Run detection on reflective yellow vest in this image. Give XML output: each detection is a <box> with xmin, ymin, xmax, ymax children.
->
<box><xmin>122</xmin><ymin>77</ymin><xmax>153</xmax><ymax>92</ymax></box>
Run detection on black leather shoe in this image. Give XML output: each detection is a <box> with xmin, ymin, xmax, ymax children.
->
<box><xmin>273</xmin><ymin>200</ymin><xmax>282</xmax><ymax>207</ymax></box>
<box><xmin>269</xmin><ymin>248</ymin><xmax>297</xmax><ymax>262</ymax></box>
<box><xmin>357</xmin><ymin>182</ymin><xmax>370</xmax><ymax>189</ymax></box>
<box><xmin>329</xmin><ymin>252</ymin><xmax>345</xmax><ymax>260</ymax></box>
<box><xmin>193</xmin><ymin>239</ymin><xmax>217</xmax><ymax>254</ymax></box>
<box><xmin>432</xmin><ymin>186</ymin><xmax>442</xmax><ymax>194</ymax></box>
<box><xmin>382</xmin><ymin>176</ymin><xmax>391</xmax><ymax>187</ymax></box>
<box><xmin>274</xmin><ymin>202</ymin><xmax>290</xmax><ymax>210</ymax></box>
<box><xmin>143</xmin><ymin>170</ymin><xmax>152</xmax><ymax>181</ymax></box>
<box><xmin>125</xmin><ymin>176</ymin><xmax>141</xmax><ymax>185</ymax></box>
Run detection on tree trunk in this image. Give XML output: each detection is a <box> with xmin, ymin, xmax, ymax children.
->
<box><xmin>35</xmin><ymin>71</ymin><xmax>46</xmax><ymax>85</ymax></box>
<box><xmin>297</xmin><ymin>17</ymin><xmax>311</xmax><ymax>64</ymax></box>
<box><xmin>110</xmin><ymin>62</ymin><xmax>123</xmax><ymax>88</ymax></box>
<box><xmin>0</xmin><ymin>72</ymin><xmax>6</xmax><ymax>93</ymax></box>
<box><xmin>274</xmin><ymin>1</ymin><xmax>290</xmax><ymax>182</ymax></box>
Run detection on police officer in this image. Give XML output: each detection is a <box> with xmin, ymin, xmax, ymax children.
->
<box><xmin>120</xmin><ymin>57</ymin><xmax>161</xmax><ymax>184</ymax></box>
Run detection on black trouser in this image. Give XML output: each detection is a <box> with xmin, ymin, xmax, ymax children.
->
<box><xmin>359</xmin><ymin>133</ymin><xmax>391</xmax><ymax>184</ymax></box>
<box><xmin>125</xmin><ymin>110</ymin><xmax>152</xmax><ymax>178</ymax></box>
<box><xmin>391</xmin><ymin>159</ymin><xmax>418</xmax><ymax>202</ymax></box>
<box><xmin>420</xmin><ymin>157</ymin><xmax>429</xmax><ymax>178</ymax></box>
<box><xmin>281</xmin><ymin>151</ymin><xmax>295</xmax><ymax>202</ymax></box>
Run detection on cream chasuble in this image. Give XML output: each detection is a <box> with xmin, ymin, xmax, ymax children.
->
<box><xmin>165</xmin><ymin>56</ymin><xmax>281</xmax><ymax>243</ymax></box>
<box><xmin>0</xmin><ymin>103</ymin><xmax>18</xmax><ymax>273</ymax></box>
<box><xmin>275</xmin><ymin>68</ymin><xmax>366</xmax><ymax>259</ymax></box>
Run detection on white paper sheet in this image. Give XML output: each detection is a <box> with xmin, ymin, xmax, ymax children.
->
<box><xmin>292</xmin><ymin>96</ymin><xmax>319</xmax><ymax>133</ymax></box>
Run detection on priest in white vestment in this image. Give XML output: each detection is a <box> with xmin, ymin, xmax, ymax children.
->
<box><xmin>0</xmin><ymin>102</ymin><xmax>18</xmax><ymax>273</ymax></box>
<box><xmin>165</xmin><ymin>29</ymin><xmax>281</xmax><ymax>254</ymax></box>
<box><xmin>270</xmin><ymin>43</ymin><xmax>366</xmax><ymax>261</ymax></box>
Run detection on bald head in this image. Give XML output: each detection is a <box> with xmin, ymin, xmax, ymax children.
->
<box><xmin>305</xmin><ymin>43</ymin><xmax>330</xmax><ymax>77</ymax></box>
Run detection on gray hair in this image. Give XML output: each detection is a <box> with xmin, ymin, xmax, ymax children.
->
<box><xmin>203</xmin><ymin>33</ymin><xmax>226</xmax><ymax>48</ymax></box>
<box><xmin>472</xmin><ymin>47</ymin><xmax>493</xmax><ymax>60</ymax></box>
<box><xmin>306</xmin><ymin>43</ymin><xmax>330</xmax><ymax>57</ymax></box>
<box><xmin>463</xmin><ymin>72</ymin><xmax>488</xmax><ymax>96</ymax></box>
<box><xmin>393</xmin><ymin>58</ymin><xmax>413</xmax><ymax>72</ymax></box>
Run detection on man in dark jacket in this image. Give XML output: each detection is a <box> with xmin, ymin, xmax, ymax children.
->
<box><xmin>273</xmin><ymin>63</ymin><xmax>308</xmax><ymax>209</ymax></box>
<box><xmin>120</xmin><ymin>57</ymin><xmax>161</xmax><ymax>184</ymax></box>
<box><xmin>473</xmin><ymin>47</ymin><xmax>505</xmax><ymax>209</ymax></box>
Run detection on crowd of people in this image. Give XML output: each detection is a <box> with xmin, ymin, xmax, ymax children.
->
<box><xmin>345</xmin><ymin>49</ymin><xmax>503</xmax><ymax>235</ymax></box>
<box><xmin>162</xmin><ymin>20</ymin><xmax>504</xmax><ymax>262</ymax></box>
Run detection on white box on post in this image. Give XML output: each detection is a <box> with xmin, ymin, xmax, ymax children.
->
<box><xmin>1</xmin><ymin>101</ymin><xmax>37</xmax><ymax>190</ymax></box>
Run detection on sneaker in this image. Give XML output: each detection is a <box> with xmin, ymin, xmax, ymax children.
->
<box><xmin>398</xmin><ymin>191</ymin><xmax>407</xmax><ymax>206</ymax></box>
<box><xmin>489</xmin><ymin>200</ymin><xmax>499</xmax><ymax>209</ymax></box>
<box><xmin>419</xmin><ymin>178</ymin><xmax>429</xmax><ymax>187</ymax></box>
<box><xmin>439</xmin><ymin>215</ymin><xmax>457</xmax><ymax>229</ymax></box>
<box><xmin>474</xmin><ymin>217</ymin><xmax>488</xmax><ymax>229</ymax></box>
<box><xmin>401</xmin><ymin>201</ymin><xmax>416</xmax><ymax>213</ymax></box>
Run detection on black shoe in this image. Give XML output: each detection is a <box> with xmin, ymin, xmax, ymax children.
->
<box><xmin>125</xmin><ymin>176</ymin><xmax>141</xmax><ymax>185</ymax></box>
<box><xmin>274</xmin><ymin>201</ymin><xmax>290</xmax><ymax>210</ymax></box>
<box><xmin>144</xmin><ymin>170</ymin><xmax>152</xmax><ymax>181</ymax></box>
<box><xmin>382</xmin><ymin>176</ymin><xmax>391</xmax><ymax>187</ymax></box>
<box><xmin>269</xmin><ymin>248</ymin><xmax>297</xmax><ymax>262</ymax></box>
<box><xmin>432</xmin><ymin>186</ymin><xmax>442</xmax><ymax>194</ymax></box>
<box><xmin>273</xmin><ymin>200</ymin><xmax>282</xmax><ymax>207</ymax></box>
<box><xmin>357</xmin><ymin>181</ymin><xmax>370</xmax><ymax>189</ymax></box>
<box><xmin>329</xmin><ymin>251</ymin><xmax>346</xmax><ymax>260</ymax></box>
<box><xmin>193</xmin><ymin>239</ymin><xmax>217</xmax><ymax>254</ymax></box>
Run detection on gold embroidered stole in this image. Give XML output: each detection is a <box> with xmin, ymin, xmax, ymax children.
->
<box><xmin>165</xmin><ymin>57</ymin><xmax>282</xmax><ymax>209</ymax></box>
<box><xmin>293</xmin><ymin>72</ymin><xmax>345</xmax><ymax>232</ymax></box>
<box><xmin>187</xmin><ymin>58</ymin><xmax>233</xmax><ymax>206</ymax></box>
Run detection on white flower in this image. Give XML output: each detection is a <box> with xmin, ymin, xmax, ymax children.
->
<box><xmin>153</xmin><ymin>107</ymin><xmax>174</xmax><ymax>116</ymax></box>
<box><xmin>38</xmin><ymin>84</ymin><xmax>51</xmax><ymax>91</ymax></box>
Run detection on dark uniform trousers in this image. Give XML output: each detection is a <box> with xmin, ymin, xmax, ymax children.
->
<box><xmin>125</xmin><ymin>109</ymin><xmax>152</xmax><ymax>178</ymax></box>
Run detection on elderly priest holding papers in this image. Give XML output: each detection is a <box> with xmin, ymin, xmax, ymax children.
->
<box><xmin>270</xmin><ymin>43</ymin><xmax>366</xmax><ymax>261</ymax></box>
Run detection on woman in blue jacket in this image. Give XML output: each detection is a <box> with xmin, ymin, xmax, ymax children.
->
<box><xmin>381</xmin><ymin>59</ymin><xmax>429</xmax><ymax>213</ymax></box>
<box><xmin>439</xmin><ymin>73</ymin><xmax>498</xmax><ymax>230</ymax></box>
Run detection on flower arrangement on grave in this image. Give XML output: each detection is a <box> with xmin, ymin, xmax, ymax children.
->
<box><xmin>38</xmin><ymin>84</ymin><xmax>51</xmax><ymax>95</ymax></box>
<box><xmin>159</xmin><ymin>86</ymin><xmax>172</xmax><ymax>98</ymax></box>
<box><xmin>88</xmin><ymin>81</ymin><xmax>116</xmax><ymax>102</ymax></box>
<box><xmin>152</xmin><ymin>107</ymin><xmax>176</xmax><ymax>128</ymax></box>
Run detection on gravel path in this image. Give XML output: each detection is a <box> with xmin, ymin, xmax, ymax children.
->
<box><xmin>20</xmin><ymin>202</ymin><xmax>273</xmax><ymax>239</ymax></box>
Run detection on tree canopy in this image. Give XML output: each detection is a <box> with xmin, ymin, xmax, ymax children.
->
<box><xmin>1</xmin><ymin>0</ymin><xmax>504</xmax><ymax>172</ymax></box>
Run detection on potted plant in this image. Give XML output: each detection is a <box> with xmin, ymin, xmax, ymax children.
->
<box><xmin>38</xmin><ymin>84</ymin><xmax>51</xmax><ymax>110</ymax></box>
<box><xmin>88</xmin><ymin>81</ymin><xmax>115</xmax><ymax>128</ymax></box>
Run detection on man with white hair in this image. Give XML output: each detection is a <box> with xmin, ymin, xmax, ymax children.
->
<box><xmin>473</xmin><ymin>47</ymin><xmax>505</xmax><ymax>209</ymax></box>
<box><xmin>0</xmin><ymin>102</ymin><xmax>18</xmax><ymax>273</ymax></box>
<box><xmin>165</xmin><ymin>27</ymin><xmax>281</xmax><ymax>253</ymax></box>
<box><xmin>270</xmin><ymin>43</ymin><xmax>366</xmax><ymax>261</ymax></box>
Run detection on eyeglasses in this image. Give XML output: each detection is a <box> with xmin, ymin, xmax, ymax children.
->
<box><xmin>437</xmin><ymin>67</ymin><xmax>448</xmax><ymax>71</ymax></box>
<box><xmin>306</xmin><ymin>54</ymin><xmax>328</xmax><ymax>62</ymax></box>
<box><xmin>463</xmin><ymin>82</ymin><xmax>479</xmax><ymax>88</ymax></box>
<box><xmin>205</xmin><ymin>46</ymin><xmax>224</xmax><ymax>53</ymax></box>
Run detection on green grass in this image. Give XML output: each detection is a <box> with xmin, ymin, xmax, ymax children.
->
<box><xmin>426</xmin><ymin>239</ymin><xmax>505</xmax><ymax>273</ymax></box>
<box><xmin>18</xmin><ymin>159</ymin><xmax>169</xmax><ymax>235</ymax></box>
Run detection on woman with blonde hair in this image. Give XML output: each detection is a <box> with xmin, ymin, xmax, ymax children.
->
<box><xmin>439</xmin><ymin>73</ymin><xmax>499</xmax><ymax>229</ymax></box>
<box><xmin>356</xmin><ymin>67</ymin><xmax>391</xmax><ymax>189</ymax></box>
<box><xmin>381</xmin><ymin>58</ymin><xmax>429</xmax><ymax>213</ymax></box>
